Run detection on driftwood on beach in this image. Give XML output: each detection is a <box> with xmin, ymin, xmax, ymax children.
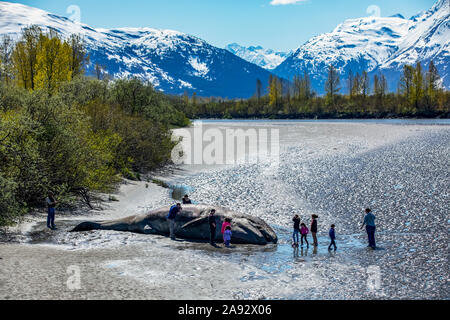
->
<box><xmin>72</xmin><ymin>204</ymin><xmax>278</xmax><ymax>245</ymax></box>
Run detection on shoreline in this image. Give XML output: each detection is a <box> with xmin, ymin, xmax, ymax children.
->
<box><xmin>187</xmin><ymin>114</ymin><xmax>450</xmax><ymax>121</ymax></box>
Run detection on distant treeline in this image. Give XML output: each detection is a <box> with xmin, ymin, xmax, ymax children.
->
<box><xmin>174</xmin><ymin>64</ymin><xmax>449</xmax><ymax>119</ymax></box>
<box><xmin>0</xmin><ymin>26</ymin><xmax>190</xmax><ymax>226</ymax></box>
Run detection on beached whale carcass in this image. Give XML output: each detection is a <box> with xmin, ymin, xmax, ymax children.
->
<box><xmin>72</xmin><ymin>205</ymin><xmax>278</xmax><ymax>245</ymax></box>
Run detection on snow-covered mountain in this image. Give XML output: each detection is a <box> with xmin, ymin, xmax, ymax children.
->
<box><xmin>274</xmin><ymin>15</ymin><xmax>411</xmax><ymax>92</ymax></box>
<box><xmin>378</xmin><ymin>0</ymin><xmax>450</xmax><ymax>88</ymax></box>
<box><xmin>274</xmin><ymin>0</ymin><xmax>450</xmax><ymax>94</ymax></box>
<box><xmin>225</xmin><ymin>43</ymin><xmax>291</xmax><ymax>70</ymax></box>
<box><xmin>0</xmin><ymin>1</ymin><xmax>272</xmax><ymax>98</ymax></box>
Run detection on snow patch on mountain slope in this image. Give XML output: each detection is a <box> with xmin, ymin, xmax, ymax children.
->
<box><xmin>189</xmin><ymin>57</ymin><xmax>209</xmax><ymax>77</ymax></box>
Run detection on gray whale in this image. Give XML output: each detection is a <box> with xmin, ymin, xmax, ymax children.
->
<box><xmin>72</xmin><ymin>205</ymin><xmax>278</xmax><ymax>245</ymax></box>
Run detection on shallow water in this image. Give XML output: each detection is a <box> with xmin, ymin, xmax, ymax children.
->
<box><xmin>163</xmin><ymin>120</ymin><xmax>449</xmax><ymax>299</ymax></box>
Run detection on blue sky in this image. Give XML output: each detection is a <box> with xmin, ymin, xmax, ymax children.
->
<box><xmin>6</xmin><ymin>0</ymin><xmax>436</xmax><ymax>51</ymax></box>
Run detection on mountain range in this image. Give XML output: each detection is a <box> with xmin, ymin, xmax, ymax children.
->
<box><xmin>0</xmin><ymin>1</ymin><xmax>272</xmax><ymax>98</ymax></box>
<box><xmin>0</xmin><ymin>0</ymin><xmax>448</xmax><ymax>97</ymax></box>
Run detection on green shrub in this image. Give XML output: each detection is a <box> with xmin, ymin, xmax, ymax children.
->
<box><xmin>0</xmin><ymin>174</ymin><xmax>27</xmax><ymax>226</ymax></box>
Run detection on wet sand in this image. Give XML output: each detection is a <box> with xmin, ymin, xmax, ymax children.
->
<box><xmin>1</xmin><ymin>120</ymin><xmax>449</xmax><ymax>300</ymax></box>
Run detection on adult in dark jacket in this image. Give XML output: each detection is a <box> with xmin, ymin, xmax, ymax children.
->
<box><xmin>328</xmin><ymin>224</ymin><xmax>337</xmax><ymax>251</ymax></box>
<box><xmin>209</xmin><ymin>209</ymin><xmax>217</xmax><ymax>246</ymax></box>
<box><xmin>311</xmin><ymin>214</ymin><xmax>319</xmax><ymax>246</ymax></box>
<box><xmin>292</xmin><ymin>215</ymin><xmax>301</xmax><ymax>246</ymax></box>
<box><xmin>167</xmin><ymin>203</ymin><xmax>182</xmax><ymax>240</ymax></box>
<box><xmin>182</xmin><ymin>195</ymin><xmax>192</xmax><ymax>204</ymax></box>
<box><xmin>361</xmin><ymin>208</ymin><xmax>377</xmax><ymax>249</ymax></box>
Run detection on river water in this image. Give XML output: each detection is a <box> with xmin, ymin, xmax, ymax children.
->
<box><xmin>163</xmin><ymin>119</ymin><xmax>449</xmax><ymax>299</ymax></box>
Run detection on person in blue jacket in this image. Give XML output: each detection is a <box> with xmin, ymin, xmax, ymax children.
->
<box><xmin>328</xmin><ymin>224</ymin><xmax>337</xmax><ymax>251</ymax></box>
<box><xmin>167</xmin><ymin>203</ymin><xmax>182</xmax><ymax>240</ymax></box>
<box><xmin>361</xmin><ymin>208</ymin><xmax>377</xmax><ymax>249</ymax></box>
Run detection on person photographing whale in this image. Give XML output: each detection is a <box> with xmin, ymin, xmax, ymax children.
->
<box><xmin>46</xmin><ymin>191</ymin><xmax>58</xmax><ymax>230</ymax></box>
<box><xmin>167</xmin><ymin>203</ymin><xmax>182</xmax><ymax>240</ymax></box>
<box><xmin>182</xmin><ymin>195</ymin><xmax>192</xmax><ymax>204</ymax></box>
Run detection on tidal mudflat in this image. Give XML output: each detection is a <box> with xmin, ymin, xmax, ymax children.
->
<box><xmin>1</xmin><ymin>120</ymin><xmax>448</xmax><ymax>300</ymax></box>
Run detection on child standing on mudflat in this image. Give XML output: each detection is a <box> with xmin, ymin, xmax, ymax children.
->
<box><xmin>328</xmin><ymin>224</ymin><xmax>337</xmax><ymax>251</ymax></box>
<box><xmin>300</xmin><ymin>223</ymin><xmax>309</xmax><ymax>248</ymax></box>
<box><xmin>221</xmin><ymin>218</ymin><xmax>232</xmax><ymax>235</ymax></box>
<box><xmin>224</xmin><ymin>226</ymin><xmax>232</xmax><ymax>248</ymax></box>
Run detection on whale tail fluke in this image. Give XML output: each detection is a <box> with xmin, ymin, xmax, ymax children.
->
<box><xmin>71</xmin><ymin>221</ymin><xmax>102</xmax><ymax>232</ymax></box>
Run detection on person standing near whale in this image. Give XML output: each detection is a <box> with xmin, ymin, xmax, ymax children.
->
<box><xmin>167</xmin><ymin>203</ymin><xmax>182</xmax><ymax>240</ymax></box>
<box><xmin>182</xmin><ymin>195</ymin><xmax>192</xmax><ymax>204</ymax></box>
<box><xmin>209</xmin><ymin>209</ymin><xmax>217</xmax><ymax>246</ymax></box>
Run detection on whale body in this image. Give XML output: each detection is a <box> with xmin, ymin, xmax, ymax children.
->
<box><xmin>72</xmin><ymin>205</ymin><xmax>278</xmax><ymax>245</ymax></box>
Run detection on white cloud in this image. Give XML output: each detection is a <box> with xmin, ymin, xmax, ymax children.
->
<box><xmin>270</xmin><ymin>0</ymin><xmax>307</xmax><ymax>5</ymax></box>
